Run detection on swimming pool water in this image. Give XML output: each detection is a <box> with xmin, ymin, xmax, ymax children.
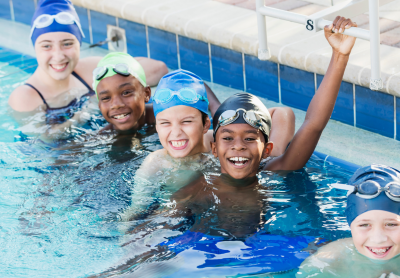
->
<box><xmin>1</xmin><ymin>46</ymin><xmax>356</xmax><ymax>277</ymax></box>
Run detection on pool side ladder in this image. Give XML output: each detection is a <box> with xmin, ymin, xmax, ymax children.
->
<box><xmin>256</xmin><ymin>0</ymin><xmax>395</xmax><ymax>91</ymax></box>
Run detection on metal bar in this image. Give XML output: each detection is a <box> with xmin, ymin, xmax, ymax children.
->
<box><xmin>318</xmin><ymin>19</ymin><xmax>370</xmax><ymax>40</ymax></box>
<box><xmin>258</xmin><ymin>6</ymin><xmax>306</xmax><ymax>25</ymax></box>
<box><xmin>368</xmin><ymin>0</ymin><xmax>383</xmax><ymax>90</ymax></box>
<box><xmin>256</xmin><ymin>0</ymin><xmax>270</xmax><ymax>60</ymax></box>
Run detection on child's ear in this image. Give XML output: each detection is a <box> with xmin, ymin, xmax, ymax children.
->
<box><xmin>210</xmin><ymin>140</ymin><xmax>218</xmax><ymax>158</ymax></box>
<box><xmin>144</xmin><ymin>86</ymin><xmax>152</xmax><ymax>103</ymax></box>
<box><xmin>203</xmin><ymin>116</ymin><xmax>211</xmax><ymax>134</ymax></box>
<box><xmin>262</xmin><ymin>142</ymin><xmax>274</xmax><ymax>159</ymax></box>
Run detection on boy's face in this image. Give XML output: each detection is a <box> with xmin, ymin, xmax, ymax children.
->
<box><xmin>351</xmin><ymin>210</ymin><xmax>400</xmax><ymax>260</ymax></box>
<box><xmin>156</xmin><ymin>105</ymin><xmax>210</xmax><ymax>158</ymax></box>
<box><xmin>97</xmin><ymin>74</ymin><xmax>151</xmax><ymax>131</ymax></box>
<box><xmin>211</xmin><ymin>123</ymin><xmax>273</xmax><ymax>179</ymax></box>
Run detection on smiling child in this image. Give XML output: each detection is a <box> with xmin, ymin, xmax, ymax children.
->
<box><xmin>211</xmin><ymin>16</ymin><xmax>358</xmax><ymax>178</ymax></box>
<box><xmin>94</xmin><ymin>52</ymin><xmax>154</xmax><ymax>134</ymax></box>
<box><xmin>297</xmin><ymin>165</ymin><xmax>400</xmax><ymax>278</ymax></box>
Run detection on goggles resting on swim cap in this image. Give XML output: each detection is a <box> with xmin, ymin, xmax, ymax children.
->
<box><xmin>214</xmin><ymin>108</ymin><xmax>263</xmax><ymax>137</ymax></box>
<box><xmin>93</xmin><ymin>63</ymin><xmax>146</xmax><ymax>88</ymax></box>
<box><xmin>30</xmin><ymin>12</ymin><xmax>84</xmax><ymax>40</ymax></box>
<box><xmin>153</xmin><ymin>88</ymin><xmax>209</xmax><ymax>105</ymax></box>
<box><xmin>333</xmin><ymin>180</ymin><xmax>400</xmax><ymax>202</ymax></box>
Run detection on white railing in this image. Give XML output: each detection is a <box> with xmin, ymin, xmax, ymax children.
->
<box><xmin>256</xmin><ymin>0</ymin><xmax>395</xmax><ymax>91</ymax></box>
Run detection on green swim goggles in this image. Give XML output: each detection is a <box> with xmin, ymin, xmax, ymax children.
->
<box><xmin>153</xmin><ymin>88</ymin><xmax>209</xmax><ymax>105</ymax></box>
<box><xmin>214</xmin><ymin>108</ymin><xmax>263</xmax><ymax>136</ymax></box>
<box><xmin>93</xmin><ymin>63</ymin><xmax>146</xmax><ymax>87</ymax></box>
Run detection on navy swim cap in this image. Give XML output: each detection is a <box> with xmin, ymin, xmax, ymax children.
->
<box><xmin>345</xmin><ymin>164</ymin><xmax>400</xmax><ymax>225</ymax></box>
<box><xmin>31</xmin><ymin>0</ymin><xmax>83</xmax><ymax>45</ymax></box>
<box><xmin>212</xmin><ymin>93</ymin><xmax>271</xmax><ymax>141</ymax></box>
<box><xmin>153</xmin><ymin>69</ymin><xmax>209</xmax><ymax>117</ymax></box>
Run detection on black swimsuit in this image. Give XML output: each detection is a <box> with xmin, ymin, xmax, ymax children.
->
<box><xmin>25</xmin><ymin>71</ymin><xmax>95</xmax><ymax>125</ymax></box>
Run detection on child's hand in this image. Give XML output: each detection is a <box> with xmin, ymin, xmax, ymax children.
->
<box><xmin>324</xmin><ymin>16</ymin><xmax>357</xmax><ymax>56</ymax></box>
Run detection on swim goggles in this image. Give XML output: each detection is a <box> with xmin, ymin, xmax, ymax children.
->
<box><xmin>332</xmin><ymin>180</ymin><xmax>400</xmax><ymax>202</ymax></box>
<box><xmin>214</xmin><ymin>108</ymin><xmax>263</xmax><ymax>135</ymax></box>
<box><xmin>29</xmin><ymin>12</ymin><xmax>85</xmax><ymax>39</ymax></box>
<box><xmin>93</xmin><ymin>63</ymin><xmax>146</xmax><ymax>87</ymax></box>
<box><xmin>152</xmin><ymin>88</ymin><xmax>209</xmax><ymax>105</ymax></box>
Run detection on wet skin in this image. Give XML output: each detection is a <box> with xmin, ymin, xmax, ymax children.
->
<box><xmin>351</xmin><ymin>210</ymin><xmax>400</xmax><ymax>260</ymax></box>
<box><xmin>211</xmin><ymin>123</ymin><xmax>273</xmax><ymax>179</ymax></box>
<box><xmin>156</xmin><ymin>105</ymin><xmax>210</xmax><ymax>158</ymax></box>
<box><xmin>97</xmin><ymin>74</ymin><xmax>153</xmax><ymax>132</ymax></box>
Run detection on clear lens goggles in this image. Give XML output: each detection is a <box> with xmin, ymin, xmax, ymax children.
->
<box><xmin>153</xmin><ymin>88</ymin><xmax>209</xmax><ymax>105</ymax></box>
<box><xmin>332</xmin><ymin>180</ymin><xmax>400</xmax><ymax>202</ymax></box>
<box><xmin>30</xmin><ymin>12</ymin><xmax>85</xmax><ymax>39</ymax></box>
<box><xmin>214</xmin><ymin>108</ymin><xmax>263</xmax><ymax>135</ymax></box>
<box><xmin>93</xmin><ymin>63</ymin><xmax>146</xmax><ymax>87</ymax></box>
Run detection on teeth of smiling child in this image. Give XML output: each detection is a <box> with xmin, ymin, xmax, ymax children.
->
<box><xmin>171</xmin><ymin>140</ymin><xmax>186</xmax><ymax>147</ymax></box>
<box><xmin>113</xmin><ymin>114</ymin><xmax>127</xmax><ymax>119</ymax></box>
<box><xmin>369</xmin><ymin>247</ymin><xmax>390</xmax><ymax>254</ymax></box>
<box><xmin>229</xmin><ymin>157</ymin><xmax>249</xmax><ymax>162</ymax></box>
<box><xmin>52</xmin><ymin>64</ymin><xmax>66</xmax><ymax>69</ymax></box>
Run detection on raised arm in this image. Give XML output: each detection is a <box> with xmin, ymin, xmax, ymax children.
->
<box><xmin>265</xmin><ymin>16</ymin><xmax>357</xmax><ymax>171</ymax></box>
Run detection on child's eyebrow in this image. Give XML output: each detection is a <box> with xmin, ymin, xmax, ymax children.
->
<box><xmin>118</xmin><ymin>82</ymin><xmax>133</xmax><ymax>89</ymax></box>
<box><xmin>245</xmin><ymin>130</ymin><xmax>258</xmax><ymax>134</ymax></box>
<box><xmin>98</xmin><ymin>90</ymin><xmax>109</xmax><ymax>96</ymax></box>
<box><xmin>220</xmin><ymin>128</ymin><xmax>234</xmax><ymax>133</ymax></box>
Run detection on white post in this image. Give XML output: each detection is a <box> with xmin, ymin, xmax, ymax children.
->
<box><xmin>256</xmin><ymin>0</ymin><xmax>271</xmax><ymax>60</ymax></box>
<box><xmin>368</xmin><ymin>0</ymin><xmax>383</xmax><ymax>90</ymax></box>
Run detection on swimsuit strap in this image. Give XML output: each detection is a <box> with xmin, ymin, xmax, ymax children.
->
<box><xmin>25</xmin><ymin>83</ymin><xmax>49</xmax><ymax>108</ymax></box>
<box><xmin>72</xmin><ymin>71</ymin><xmax>95</xmax><ymax>95</ymax></box>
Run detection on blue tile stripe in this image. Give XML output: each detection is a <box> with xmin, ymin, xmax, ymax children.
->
<box><xmin>4</xmin><ymin>4</ymin><xmax>400</xmax><ymax>141</ymax></box>
<box><xmin>356</xmin><ymin>85</ymin><xmax>394</xmax><ymax>138</ymax></box>
<box><xmin>0</xmin><ymin>0</ymin><xmax>12</xmax><ymax>20</ymax></box>
<box><xmin>280</xmin><ymin>65</ymin><xmax>314</xmax><ymax>111</ymax></box>
<box><xmin>179</xmin><ymin>36</ymin><xmax>210</xmax><ymax>82</ymax></box>
<box><xmin>211</xmin><ymin>45</ymin><xmax>244</xmax><ymax>90</ymax></box>
<box><xmin>317</xmin><ymin>74</ymin><xmax>354</xmax><ymax>126</ymax></box>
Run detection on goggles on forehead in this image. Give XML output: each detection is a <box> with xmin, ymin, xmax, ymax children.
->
<box><xmin>30</xmin><ymin>12</ymin><xmax>85</xmax><ymax>39</ymax></box>
<box><xmin>332</xmin><ymin>180</ymin><xmax>400</xmax><ymax>202</ymax></box>
<box><xmin>152</xmin><ymin>88</ymin><xmax>209</xmax><ymax>105</ymax></box>
<box><xmin>214</xmin><ymin>108</ymin><xmax>263</xmax><ymax>136</ymax></box>
<box><xmin>93</xmin><ymin>63</ymin><xmax>146</xmax><ymax>87</ymax></box>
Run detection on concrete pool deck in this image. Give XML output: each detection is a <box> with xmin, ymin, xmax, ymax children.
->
<box><xmin>1</xmin><ymin>17</ymin><xmax>400</xmax><ymax>169</ymax></box>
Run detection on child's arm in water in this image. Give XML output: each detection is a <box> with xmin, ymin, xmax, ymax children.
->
<box><xmin>264</xmin><ymin>16</ymin><xmax>357</xmax><ymax>171</ymax></box>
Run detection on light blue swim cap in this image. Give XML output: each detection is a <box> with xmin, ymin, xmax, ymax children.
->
<box><xmin>31</xmin><ymin>0</ymin><xmax>84</xmax><ymax>45</ymax></box>
<box><xmin>345</xmin><ymin>164</ymin><xmax>400</xmax><ymax>225</ymax></box>
<box><xmin>152</xmin><ymin>69</ymin><xmax>209</xmax><ymax>118</ymax></box>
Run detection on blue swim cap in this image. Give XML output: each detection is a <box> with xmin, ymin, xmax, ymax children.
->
<box><xmin>31</xmin><ymin>0</ymin><xmax>83</xmax><ymax>45</ymax></box>
<box><xmin>345</xmin><ymin>164</ymin><xmax>400</xmax><ymax>225</ymax></box>
<box><xmin>153</xmin><ymin>69</ymin><xmax>209</xmax><ymax>118</ymax></box>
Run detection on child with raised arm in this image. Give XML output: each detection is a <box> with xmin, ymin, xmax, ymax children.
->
<box><xmin>297</xmin><ymin>164</ymin><xmax>400</xmax><ymax>278</ymax></box>
<box><xmin>211</xmin><ymin>16</ymin><xmax>358</xmax><ymax>178</ymax></box>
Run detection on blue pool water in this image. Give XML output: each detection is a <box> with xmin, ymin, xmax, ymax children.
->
<box><xmin>0</xmin><ymin>46</ymin><xmax>357</xmax><ymax>277</ymax></box>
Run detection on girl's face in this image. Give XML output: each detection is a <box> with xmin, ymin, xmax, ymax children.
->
<box><xmin>156</xmin><ymin>106</ymin><xmax>210</xmax><ymax>158</ymax></box>
<box><xmin>351</xmin><ymin>210</ymin><xmax>400</xmax><ymax>260</ymax></box>
<box><xmin>35</xmin><ymin>32</ymin><xmax>80</xmax><ymax>81</ymax></box>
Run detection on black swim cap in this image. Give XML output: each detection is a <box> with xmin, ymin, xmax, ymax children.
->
<box><xmin>213</xmin><ymin>93</ymin><xmax>272</xmax><ymax>142</ymax></box>
<box><xmin>345</xmin><ymin>164</ymin><xmax>400</xmax><ymax>225</ymax></box>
